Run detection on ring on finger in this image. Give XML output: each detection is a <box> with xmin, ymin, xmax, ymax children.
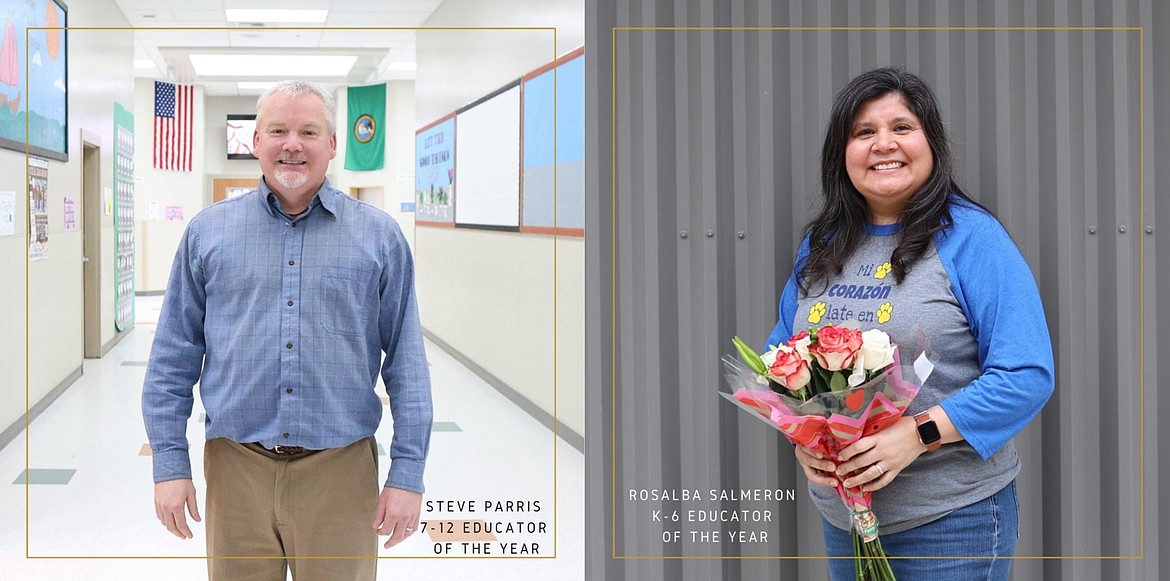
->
<box><xmin>874</xmin><ymin>463</ymin><xmax>885</xmax><ymax>477</ymax></box>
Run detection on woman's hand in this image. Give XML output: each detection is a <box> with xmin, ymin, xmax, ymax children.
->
<box><xmin>794</xmin><ymin>444</ymin><xmax>841</xmax><ymax>488</ymax></box>
<box><xmin>835</xmin><ymin>416</ymin><xmax>926</xmax><ymax>492</ymax></box>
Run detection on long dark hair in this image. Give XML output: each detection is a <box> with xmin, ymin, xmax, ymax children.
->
<box><xmin>798</xmin><ymin>67</ymin><xmax>984</xmax><ymax>296</ymax></box>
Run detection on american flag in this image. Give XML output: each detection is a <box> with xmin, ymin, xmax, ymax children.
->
<box><xmin>154</xmin><ymin>81</ymin><xmax>193</xmax><ymax>171</ymax></box>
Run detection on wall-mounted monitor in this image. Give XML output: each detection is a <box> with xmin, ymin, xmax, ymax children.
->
<box><xmin>226</xmin><ymin>114</ymin><xmax>257</xmax><ymax>160</ymax></box>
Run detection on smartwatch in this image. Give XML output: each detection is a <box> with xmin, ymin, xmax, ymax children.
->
<box><xmin>914</xmin><ymin>411</ymin><xmax>942</xmax><ymax>452</ymax></box>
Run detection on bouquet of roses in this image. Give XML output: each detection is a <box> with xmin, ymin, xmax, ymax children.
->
<box><xmin>721</xmin><ymin>325</ymin><xmax>930</xmax><ymax>581</ymax></box>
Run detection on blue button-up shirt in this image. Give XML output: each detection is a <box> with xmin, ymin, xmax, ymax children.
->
<box><xmin>142</xmin><ymin>178</ymin><xmax>432</xmax><ymax>492</ymax></box>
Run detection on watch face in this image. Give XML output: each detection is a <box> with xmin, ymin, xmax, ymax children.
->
<box><xmin>918</xmin><ymin>419</ymin><xmax>941</xmax><ymax>444</ymax></box>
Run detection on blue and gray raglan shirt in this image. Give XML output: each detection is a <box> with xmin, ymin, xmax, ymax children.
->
<box><xmin>766</xmin><ymin>198</ymin><xmax>1055</xmax><ymax>535</ymax></box>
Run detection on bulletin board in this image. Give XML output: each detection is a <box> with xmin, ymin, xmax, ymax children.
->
<box><xmin>521</xmin><ymin>47</ymin><xmax>585</xmax><ymax>236</ymax></box>
<box><xmin>414</xmin><ymin>114</ymin><xmax>456</xmax><ymax>226</ymax></box>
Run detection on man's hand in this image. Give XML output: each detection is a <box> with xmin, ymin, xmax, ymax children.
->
<box><xmin>154</xmin><ymin>478</ymin><xmax>201</xmax><ymax>539</ymax></box>
<box><xmin>372</xmin><ymin>486</ymin><xmax>422</xmax><ymax>549</ymax></box>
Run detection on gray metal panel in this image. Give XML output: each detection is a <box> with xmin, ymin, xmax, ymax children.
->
<box><xmin>587</xmin><ymin>1</ymin><xmax>1163</xmax><ymax>580</ymax></box>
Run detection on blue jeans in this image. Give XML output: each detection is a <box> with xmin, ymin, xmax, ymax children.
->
<box><xmin>822</xmin><ymin>481</ymin><xmax>1019</xmax><ymax>581</ymax></box>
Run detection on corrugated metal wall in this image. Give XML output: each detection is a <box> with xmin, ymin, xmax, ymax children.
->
<box><xmin>585</xmin><ymin>1</ymin><xmax>1166</xmax><ymax>580</ymax></box>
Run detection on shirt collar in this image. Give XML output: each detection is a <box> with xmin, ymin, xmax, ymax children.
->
<box><xmin>864</xmin><ymin>222</ymin><xmax>901</xmax><ymax>236</ymax></box>
<box><xmin>258</xmin><ymin>177</ymin><xmax>341</xmax><ymax>219</ymax></box>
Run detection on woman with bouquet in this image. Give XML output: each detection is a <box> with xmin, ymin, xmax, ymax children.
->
<box><xmin>767</xmin><ymin>67</ymin><xmax>1055</xmax><ymax>580</ymax></box>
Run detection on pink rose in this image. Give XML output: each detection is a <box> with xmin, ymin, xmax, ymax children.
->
<box><xmin>767</xmin><ymin>345</ymin><xmax>812</xmax><ymax>392</ymax></box>
<box><xmin>786</xmin><ymin>331</ymin><xmax>812</xmax><ymax>361</ymax></box>
<box><xmin>809</xmin><ymin>326</ymin><xmax>863</xmax><ymax>371</ymax></box>
<box><xmin>786</xmin><ymin>330</ymin><xmax>810</xmax><ymax>346</ymax></box>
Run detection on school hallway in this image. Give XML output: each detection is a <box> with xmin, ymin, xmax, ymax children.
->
<box><xmin>1</xmin><ymin>295</ymin><xmax>585</xmax><ymax>580</ymax></box>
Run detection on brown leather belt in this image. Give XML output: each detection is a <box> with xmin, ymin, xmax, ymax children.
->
<box><xmin>255</xmin><ymin>444</ymin><xmax>312</xmax><ymax>456</ymax></box>
<box><xmin>273</xmin><ymin>445</ymin><xmax>309</xmax><ymax>455</ymax></box>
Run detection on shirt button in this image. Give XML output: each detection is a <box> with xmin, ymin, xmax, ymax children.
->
<box><xmin>292</xmin><ymin>222</ymin><xmax>297</xmax><ymax>228</ymax></box>
<box><xmin>288</xmin><ymin>260</ymin><xmax>295</xmax><ymax>266</ymax></box>
<box><xmin>286</xmin><ymin>387</ymin><xmax>293</xmax><ymax>394</ymax></box>
<box><xmin>287</xmin><ymin>300</ymin><xmax>294</xmax><ymax>306</ymax></box>
<box><xmin>283</xmin><ymin>433</ymin><xmax>289</xmax><ymax>438</ymax></box>
<box><xmin>286</xmin><ymin>342</ymin><xmax>293</xmax><ymax>349</ymax></box>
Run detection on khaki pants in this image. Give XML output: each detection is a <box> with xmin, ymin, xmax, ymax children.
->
<box><xmin>204</xmin><ymin>437</ymin><xmax>379</xmax><ymax>581</ymax></box>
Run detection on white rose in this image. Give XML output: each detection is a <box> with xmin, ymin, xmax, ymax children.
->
<box><xmin>761</xmin><ymin>345</ymin><xmax>779</xmax><ymax>369</ymax></box>
<box><xmin>859</xmin><ymin>329</ymin><xmax>896</xmax><ymax>371</ymax></box>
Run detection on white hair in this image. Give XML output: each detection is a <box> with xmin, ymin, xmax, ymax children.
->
<box><xmin>256</xmin><ymin>80</ymin><xmax>337</xmax><ymax>133</ymax></box>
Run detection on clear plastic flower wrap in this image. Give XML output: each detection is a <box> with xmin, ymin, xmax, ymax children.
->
<box><xmin>720</xmin><ymin>328</ymin><xmax>934</xmax><ymax>581</ymax></box>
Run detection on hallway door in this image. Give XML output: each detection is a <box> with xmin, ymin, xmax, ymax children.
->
<box><xmin>82</xmin><ymin>141</ymin><xmax>102</xmax><ymax>358</ymax></box>
<box><xmin>352</xmin><ymin>186</ymin><xmax>385</xmax><ymax>210</ymax></box>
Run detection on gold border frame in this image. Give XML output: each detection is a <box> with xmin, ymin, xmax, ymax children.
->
<box><xmin>21</xmin><ymin>23</ymin><xmax>561</xmax><ymax>561</ymax></box>
<box><xmin>609</xmin><ymin>25</ymin><xmax>1145</xmax><ymax>561</ymax></box>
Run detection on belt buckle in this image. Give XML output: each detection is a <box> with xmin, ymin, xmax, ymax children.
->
<box><xmin>273</xmin><ymin>445</ymin><xmax>292</xmax><ymax>454</ymax></box>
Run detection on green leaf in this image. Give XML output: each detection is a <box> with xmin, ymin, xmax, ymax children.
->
<box><xmin>732</xmin><ymin>336</ymin><xmax>768</xmax><ymax>376</ymax></box>
<box><xmin>830</xmin><ymin>371</ymin><xmax>847</xmax><ymax>391</ymax></box>
<box><xmin>811</xmin><ymin>366</ymin><xmax>831</xmax><ymax>396</ymax></box>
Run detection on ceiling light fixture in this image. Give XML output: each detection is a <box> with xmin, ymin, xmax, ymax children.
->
<box><xmin>190</xmin><ymin>54</ymin><xmax>357</xmax><ymax>77</ymax></box>
<box><xmin>224</xmin><ymin>9</ymin><xmax>328</xmax><ymax>24</ymax></box>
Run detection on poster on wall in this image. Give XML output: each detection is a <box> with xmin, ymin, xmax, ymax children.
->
<box><xmin>62</xmin><ymin>195</ymin><xmax>74</xmax><ymax>230</ymax></box>
<box><xmin>414</xmin><ymin>114</ymin><xmax>455</xmax><ymax>225</ymax></box>
<box><xmin>0</xmin><ymin>0</ymin><xmax>68</xmax><ymax>161</ymax></box>
<box><xmin>28</xmin><ymin>155</ymin><xmax>48</xmax><ymax>260</ymax></box>
<box><xmin>0</xmin><ymin>190</ymin><xmax>14</xmax><ymax>236</ymax></box>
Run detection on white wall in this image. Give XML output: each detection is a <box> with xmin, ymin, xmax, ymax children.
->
<box><xmin>415</xmin><ymin>0</ymin><xmax>585</xmax><ymax>440</ymax></box>
<box><xmin>1</xmin><ymin>3</ymin><xmax>135</xmax><ymax>435</ymax></box>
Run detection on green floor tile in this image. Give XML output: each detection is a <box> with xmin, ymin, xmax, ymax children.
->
<box><xmin>377</xmin><ymin>443</ymin><xmax>386</xmax><ymax>456</ymax></box>
<box><xmin>13</xmin><ymin>469</ymin><xmax>77</xmax><ymax>485</ymax></box>
<box><xmin>432</xmin><ymin>421</ymin><xmax>462</xmax><ymax>432</ymax></box>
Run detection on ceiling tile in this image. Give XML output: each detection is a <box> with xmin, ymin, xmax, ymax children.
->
<box><xmin>170</xmin><ymin>10</ymin><xmax>229</xmax><ymax>22</ymax></box>
<box><xmin>134</xmin><ymin>29</ymin><xmax>232</xmax><ymax>46</ymax></box>
<box><xmin>324</xmin><ymin>11</ymin><xmax>435</xmax><ymax>27</ymax></box>
<box><xmin>328</xmin><ymin>0</ymin><xmax>441</xmax><ymax>10</ymax></box>
<box><xmin>221</xmin><ymin>0</ymin><xmax>330</xmax><ymax>10</ymax></box>
<box><xmin>115</xmin><ymin>0</ymin><xmax>434</xmax><ymax>83</ymax></box>
<box><xmin>226</xmin><ymin>28</ymin><xmax>324</xmax><ymax>48</ymax></box>
<box><xmin>317</xmin><ymin>30</ymin><xmax>415</xmax><ymax>49</ymax></box>
<box><xmin>121</xmin><ymin>9</ymin><xmax>175</xmax><ymax>22</ymax></box>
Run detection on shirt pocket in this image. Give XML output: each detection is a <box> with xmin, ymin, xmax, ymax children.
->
<box><xmin>316</xmin><ymin>265</ymin><xmax>378</xmax><ymax>337</ymax></box>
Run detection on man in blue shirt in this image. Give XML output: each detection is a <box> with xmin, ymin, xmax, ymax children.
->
<box><xmin>143</xmin><ymin>80</ymin><xmax>432</xmax><ymax>580</ymax></box>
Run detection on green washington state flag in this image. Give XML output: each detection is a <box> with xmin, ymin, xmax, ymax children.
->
<box><xmin>344</xmin><ymin>83</ymin><xmax>386</xmax><ymax>171</ymax></box>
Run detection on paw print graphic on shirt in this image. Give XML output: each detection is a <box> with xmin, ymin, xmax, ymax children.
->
<box><xmin>808</xmin><ymin>302</ymin><xmax>828</xmax><ymax>324</ymax></box>
<box><xmin>876</xmin><ymin>302</ymin><xmax>894</xmax><ymax>324</ymax></box>
<box><xmin>875</xmin><ymin>262</ymin><xmax>892</xmax><ymax>280</ymax></box>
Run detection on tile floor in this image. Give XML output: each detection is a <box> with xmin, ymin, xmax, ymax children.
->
<box><xmin>0</xmin><ymin>295</ymin><xmax>585</xmax><ymax>580</ymax></box>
